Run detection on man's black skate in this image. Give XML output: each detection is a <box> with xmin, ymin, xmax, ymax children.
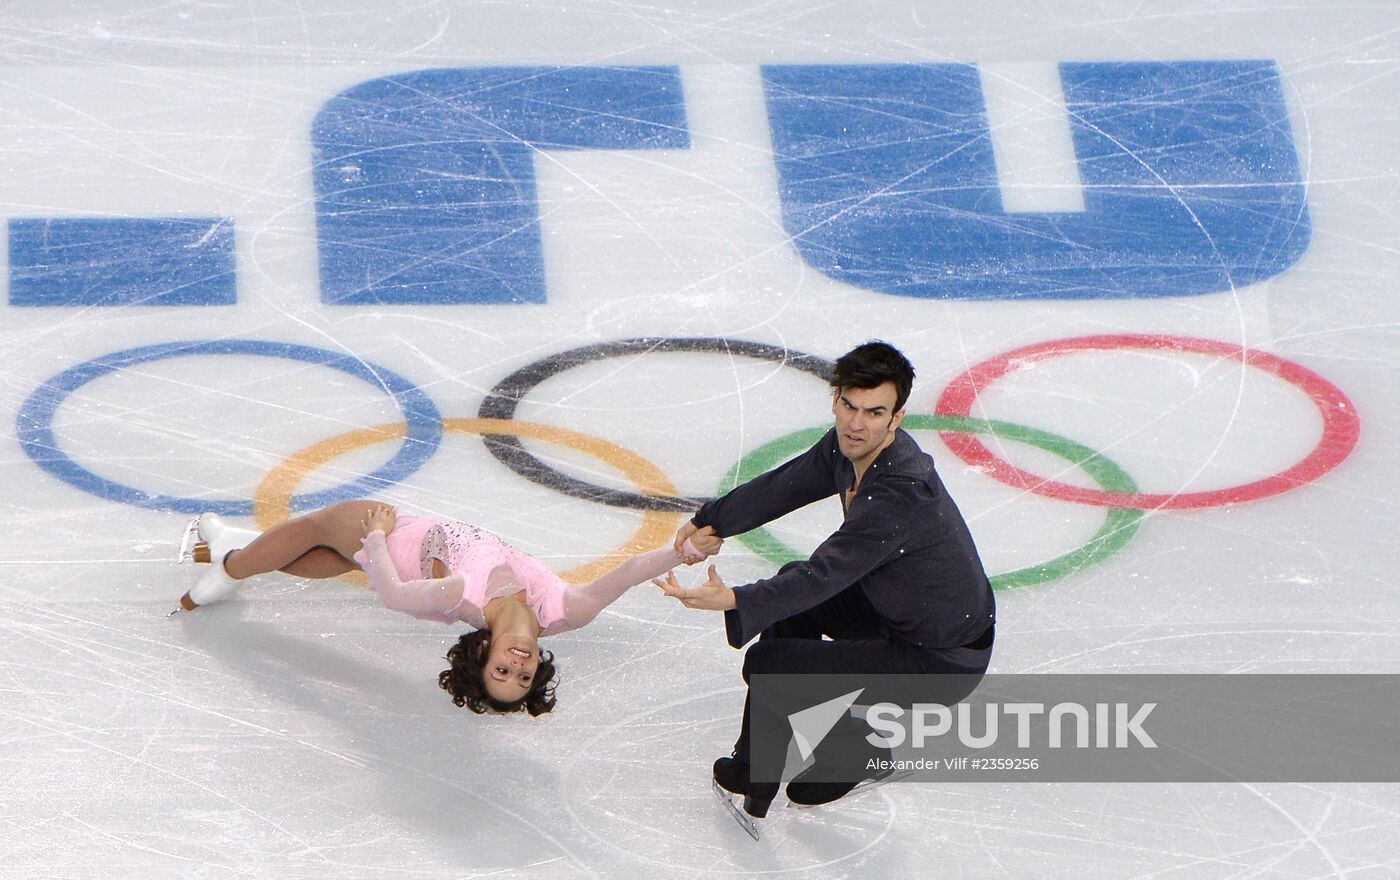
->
<box><xmin>712</xmin><ymin>754</ymin><xmax>776</xmax><ymax>818</ymax></box>
<box><xmin>785</xmin><ymin>740</ymin><xmax>897</xmax><ymax>808</ymax></box>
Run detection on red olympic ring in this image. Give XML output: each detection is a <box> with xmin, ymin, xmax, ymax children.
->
<box><xmin>934</xmin><ymin>334</ymin><xmax>1361</xmax><ymax>510</ymax></box>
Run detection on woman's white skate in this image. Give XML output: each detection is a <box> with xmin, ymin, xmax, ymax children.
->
<box><xmin>176</xmin><ymin>516</ymin><xmax>211</xmax><ymax>564</ymax></box>
<box><xmin>171</xmin><ymin>514</ymin><xmax>261</xmax><ymax>613</ymax></box>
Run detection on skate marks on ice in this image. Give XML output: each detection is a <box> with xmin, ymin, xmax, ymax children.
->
<box><xmin>559</xmin><ymin>686</ymin><xmax>908</xmax><ymax>864</ymax></box>
<box><xmin>712</xmin><ymin>769</ymin><xmax>921</xmax><ymax>842</ymax></box>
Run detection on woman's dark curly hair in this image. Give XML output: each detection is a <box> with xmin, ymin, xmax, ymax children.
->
<box><xmin>438</xmin><ymin>629</ymin><xmax>558</xmax><ymax>717</ymax></box>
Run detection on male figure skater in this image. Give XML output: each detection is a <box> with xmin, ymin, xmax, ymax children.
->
<box><xmin>657</xmin><ymin>340</ymin><xmax>995</xmax><ymax>817</ymax></box>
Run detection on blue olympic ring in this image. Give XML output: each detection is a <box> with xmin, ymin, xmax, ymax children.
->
<box><xmin>15</xmin><ymin>339</ymin><xmax>443</xmax><ymax>515</ymax></box>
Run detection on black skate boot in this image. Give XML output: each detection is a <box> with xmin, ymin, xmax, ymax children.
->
<box><xmin>712</xmin><ymin>754</ymin><xmax>777</xmax><ymax>818</ymax></box>
<box><xmin>785</xmin><ymin>739</ymin><xmax>896</xmax><ymax>808</ymax></box>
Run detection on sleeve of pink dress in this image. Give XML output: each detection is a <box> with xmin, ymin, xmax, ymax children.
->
<box><xmin>354</xmin><ymin>529</ymin><xmax>484</xmax><ymax>627</ymax></box>
<box><xmin>542</xmin><ymin>542</ymin><xmax>694</xmax><ymax>635</ymax></box>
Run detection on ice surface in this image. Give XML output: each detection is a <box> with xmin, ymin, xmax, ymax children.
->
<box><xmin>2</xmin><ymin>2</ymin><xmax>1399</xmax><ymax>877</ymax></box>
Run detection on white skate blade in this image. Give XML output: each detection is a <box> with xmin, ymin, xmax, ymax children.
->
<box><xmin>176</xmin><ymin>517</ymin><xmax>201</xmax><ymax>564</ymax></box>
<box><xmin>712</xmin><ymin>779</ymin><xmax>760</xmax><ymax>841</ymax></box>
<box><xmin>785</xmin><ymin>769</ymin><xmax>918</xmax><ymax>810</ymax></box>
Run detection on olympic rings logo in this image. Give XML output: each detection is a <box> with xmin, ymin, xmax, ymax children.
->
<box><xmin>16</xmin><ymin>334</ymin><xmax>1360</xmax><ymax>591</ymax></box>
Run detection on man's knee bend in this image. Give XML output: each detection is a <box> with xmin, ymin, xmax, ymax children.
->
<box><xmin>741</xmin><ymin>639</ymin><xmax>787</xmax><ymax>683</ymax></box>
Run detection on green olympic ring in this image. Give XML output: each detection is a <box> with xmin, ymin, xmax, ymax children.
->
<box><xmin>719</xmin><ymin>414</ymin><xmax>1143</xmax><ymax>591</ymax></box>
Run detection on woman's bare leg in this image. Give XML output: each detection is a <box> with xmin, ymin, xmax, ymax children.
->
<box><xmin>222</xmin><ymin>500</ymin><xmax>387</xmax><ymax>580</ymax></box>
<box><xmin>278</xmin><ymin>547</ymin><xmax>357</xmax><ymax>579</ymax></box>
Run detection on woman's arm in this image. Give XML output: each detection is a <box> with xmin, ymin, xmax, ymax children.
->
<box><xmin>545</xmin><ymin>539</ymin><xmax>703</xmax><ymax>634</ymax></box>
<box><xmin>354</xmin><ymin>530</ymin><xmax>484</xmax><ymax>627</ymax></box>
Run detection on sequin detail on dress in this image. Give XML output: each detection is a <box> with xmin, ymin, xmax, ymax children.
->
<box><xmin>420</xmin><ymin>522</ymin><xmax>516</xmax><ymax>593</ymax></box>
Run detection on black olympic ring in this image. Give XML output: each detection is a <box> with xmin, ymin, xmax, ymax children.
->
<box><xmin>477</xmin><ymin>337</ymin><xmax>835</xmax><ymax>511</ymax></box>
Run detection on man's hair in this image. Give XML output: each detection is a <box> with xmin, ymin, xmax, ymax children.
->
<box><xmin>830</xmin><ymin>340</ymin><xmax>916</xmax><ymax>413</ymax></box>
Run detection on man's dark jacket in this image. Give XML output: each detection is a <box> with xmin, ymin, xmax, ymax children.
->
<box><xmin>692</xmin><ymin>427</ymin><xmax>995</xmax><ymax>650</ymax></box>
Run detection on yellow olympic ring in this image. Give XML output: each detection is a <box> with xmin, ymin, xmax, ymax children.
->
<box><xmin>253</xmin><ymin>418</ymin><xmax>683</xmax><ymax>586</ymax></box>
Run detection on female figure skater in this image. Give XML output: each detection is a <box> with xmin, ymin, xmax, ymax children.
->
<box><xmin>176</xmin><ymin>500</ymin><xmax>719</xmax><ymax>717</ymax></box>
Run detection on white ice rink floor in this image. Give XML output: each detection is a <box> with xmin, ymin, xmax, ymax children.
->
<box><xmin>3</xmin><ymin>3</ymin><xmax>1399</xmax><ymax>877</ymax></box>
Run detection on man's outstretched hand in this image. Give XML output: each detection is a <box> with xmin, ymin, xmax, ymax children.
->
<box><xmin>653</xmin><ymin>565</ymin><xmax>736</xmax><ymax>611</ymax></box>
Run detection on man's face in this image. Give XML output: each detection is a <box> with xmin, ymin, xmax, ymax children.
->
<box><xmin>831</xmin><ymin>381</ymin><xmax>905</xmax><ymax>466</ymax></box>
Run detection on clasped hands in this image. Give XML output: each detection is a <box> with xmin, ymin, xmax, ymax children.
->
<box><xmin>654</xmin><ymin>521</ymin><xmax>737</xmax><ymax>612</ymax></box>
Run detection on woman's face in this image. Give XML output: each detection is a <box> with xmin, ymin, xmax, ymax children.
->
<box><xmin>482</xmin><ymin>632</ymin><xmax>541</xmax><ymax>703</ymax></box>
